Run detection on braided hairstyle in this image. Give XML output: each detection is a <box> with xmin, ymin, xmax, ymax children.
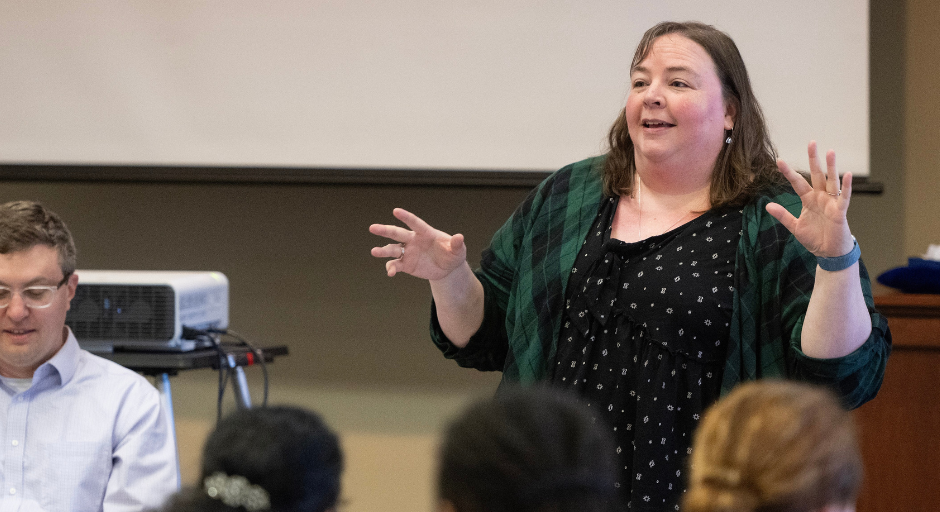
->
<box><xmin>161</xmin><ymin>406</ymin><xmax>343</xmax><ymax>512</ymax></box>
<box><xmin>682</xmin><ymin>381</ymin><xmax>862</xmax><ymax>512</ymax></box>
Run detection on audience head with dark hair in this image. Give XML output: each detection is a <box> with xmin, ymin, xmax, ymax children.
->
<box><xmin>682</xmin><ymin>380</ymin><xmax>862</xmax><ymax>512</ymax></box>
<box><xmin>437</xmin><ymin>386</ymin><xmax>619</xmax><ymax>512</ymax></box>
<box><xmin>161</xmin><ymin>405</ymin><xmax>343</xmax><ymax>512</ymax></box>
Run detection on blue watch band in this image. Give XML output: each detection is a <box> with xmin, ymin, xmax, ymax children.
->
<box><xmin>817</xmin><ymin>236</ymin><xmax>860</xmax><ymax>272</ymax></box>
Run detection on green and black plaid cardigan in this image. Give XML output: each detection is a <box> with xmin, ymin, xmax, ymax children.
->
<box><xmin>432</xmin><ymin>156</ymin><xmax>890</xmax><ymax>408</ymax></box>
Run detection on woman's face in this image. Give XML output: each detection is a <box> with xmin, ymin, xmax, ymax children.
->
<box><xmin>625</xmin><ymin>34</ymin><xmax>736</xmax><ymax>178</ymax></box>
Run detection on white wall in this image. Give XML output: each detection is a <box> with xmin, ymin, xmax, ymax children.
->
<box><xmin>0</xmin><ymin>0</ymin><xmax>869</xmax><ymax>174</ymax></box>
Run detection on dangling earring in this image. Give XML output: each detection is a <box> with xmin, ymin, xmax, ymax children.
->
<box><xmin>725</xmin><ymin>127</ymin><xmax>733</xmax><ymax>144</ymax></box>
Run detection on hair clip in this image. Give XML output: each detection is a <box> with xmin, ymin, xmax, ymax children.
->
<box><xmin>204</xmin><ymin>472</ymin><xmax>271</xmax><ymax>511</ymax></box>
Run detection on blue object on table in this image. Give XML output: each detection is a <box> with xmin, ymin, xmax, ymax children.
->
<box><xmin>877</xmin><ymin>258</ymin><xmax>940</xmax><ymax>294</ymax></box>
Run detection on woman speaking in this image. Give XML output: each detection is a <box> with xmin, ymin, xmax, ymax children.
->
<box><xmin>370</xmin><ymin>21</ymin><xmax>889</xmax><ymax>510</ymax></box>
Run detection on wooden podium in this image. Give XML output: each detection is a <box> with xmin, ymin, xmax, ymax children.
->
<box><xmin>854</xmin><ymin>294</ymin><xmax>940</xmax><ymax>511</ymax></box>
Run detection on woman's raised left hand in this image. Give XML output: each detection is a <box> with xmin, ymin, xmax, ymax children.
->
<box><xmin>766</xmin><ymin>141</ymin><xmax>855</xmax><ymax>258</ymax></box>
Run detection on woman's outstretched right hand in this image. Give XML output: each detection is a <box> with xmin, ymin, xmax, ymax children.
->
<box><xmin>369</xmin><ymin>208</ymin><xmax>468</xmax><ymax>280</ymax></box>
<box><xmin>370</xmin><ymin>208</ymin><xmax>485</xmax><ymax>347</ymax></box>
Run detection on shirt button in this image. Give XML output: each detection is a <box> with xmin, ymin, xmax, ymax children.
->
<box><xmin>9</xmin><ymin>488</ymin><xmax>15</xmax><ymax>495</ymax></box>
<box><xmin>10</xmin><ymin>440</ymin><xmax>18</xmax><ymax>446</ymax></box>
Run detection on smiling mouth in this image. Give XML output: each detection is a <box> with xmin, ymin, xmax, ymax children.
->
<box><xmin>643</xmin><ymin>121</ymin><xmax>675</xmax><ymax>128</ymax></box>
<box><xmin>4</xmin><ymin>329</ymin><xmax>34</xmax><ymax>336</ymax></box>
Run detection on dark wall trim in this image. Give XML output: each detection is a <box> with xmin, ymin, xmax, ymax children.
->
<box><xmin>0</xmin><ymin>163</ymin><xmax>550</xmax><ymax>188</ymax></box>
<box><xmin>0</xmin><ymin>163</ymin><xmax>884</xmax><ymax>193</ymax></box>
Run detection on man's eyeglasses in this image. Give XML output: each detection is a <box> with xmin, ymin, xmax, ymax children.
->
<box><xmin>0</xmin><ymin>274</ymin><xmax>71</xmax><ymax>309</ymax></box>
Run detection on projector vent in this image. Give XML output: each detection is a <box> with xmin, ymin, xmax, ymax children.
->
<box><xmin>66</xmin><ymin>284</ymin><xmax>175</xmax><ymax>342</ymax></box>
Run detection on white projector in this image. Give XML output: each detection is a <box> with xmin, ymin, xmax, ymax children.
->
<box><xmin>65</xmin><ymin>270</ymin><xmax>229</xmax><ymax>352</ymax></box>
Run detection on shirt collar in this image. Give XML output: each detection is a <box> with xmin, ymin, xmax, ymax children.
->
<box><xmin>35</xmin><ymin>327</ymin><xmax>80</xmax><ymax>385</ymax></box>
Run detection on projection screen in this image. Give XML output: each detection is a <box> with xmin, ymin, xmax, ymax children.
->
<box><xmin>0</xmin><ymin>1</ymin><xmax>869</xmax><ymax>176</ymax></box>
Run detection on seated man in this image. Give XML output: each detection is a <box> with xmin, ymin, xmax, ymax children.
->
<box><xmin>0</xmin><ymin>200</ymin><xmax>178</xmax><ymax>511</ymax></box>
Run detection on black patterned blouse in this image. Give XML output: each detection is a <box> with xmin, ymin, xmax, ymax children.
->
<box><xmin>552</xmin><ymin>196</ymin><xmax>743</xmax><ymax>510</ymax></box>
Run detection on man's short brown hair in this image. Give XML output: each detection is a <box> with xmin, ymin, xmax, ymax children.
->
<box><xmin>0</xmin><ymin>200</ymin><xmax>77</xmax><ymax>277</ymax></box>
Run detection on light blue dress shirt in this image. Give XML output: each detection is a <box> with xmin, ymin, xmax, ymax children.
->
<box><xmin>0</xmin><ymin>329</ymin><xmax>179</xmax><ymax>511</ymax></box>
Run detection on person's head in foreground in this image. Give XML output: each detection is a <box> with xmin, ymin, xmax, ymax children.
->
<box><xmin>162</xmin><ymin>405</ymin><xmax>343</xmax><ymax>512</ymax></box>
<box><xmin>683</xmin><ymin>381</ymin><xmax>862</xmax><ymax>512</ymax></box>
<box><xmin>437</xmin><ymin>386</ymin><xmax>619</xmax><ymax>512</ymax></box>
